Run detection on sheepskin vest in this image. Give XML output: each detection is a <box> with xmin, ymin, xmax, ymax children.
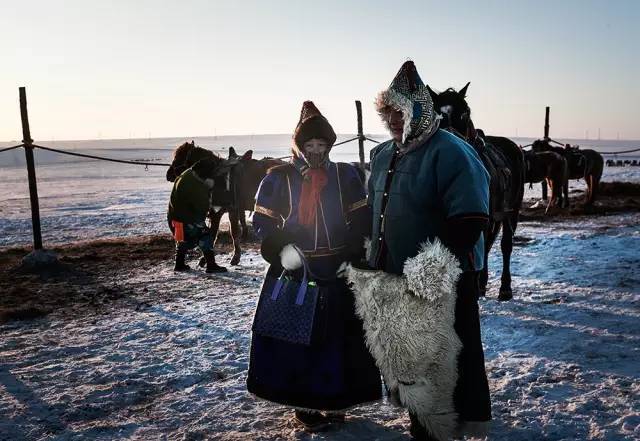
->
<box><xmin>368</xmin><ymin>129</ymin><xmax>490</xmax><ymax>273</ymax></box>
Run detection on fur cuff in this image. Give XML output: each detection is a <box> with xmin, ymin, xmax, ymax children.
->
<box><xmin>403</xmin><ymin>239</ymin><xmax>462</xmax><ymax>302</ymax></box>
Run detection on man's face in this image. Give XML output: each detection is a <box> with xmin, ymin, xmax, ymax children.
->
<box><xmin>388</xmin><ymin>109</ymin><xmax>404</xmax><ymax>142</ymax></box>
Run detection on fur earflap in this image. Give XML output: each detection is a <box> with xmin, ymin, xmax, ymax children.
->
<box><xmin>375</xmin><ymin>89</ymin><xmax>414</xmax><ymax>144</ymax></box>
<box><xmin>345</xmin><ymin>240</ymin><xmax>462</xmax><ymax>441</ymax></box>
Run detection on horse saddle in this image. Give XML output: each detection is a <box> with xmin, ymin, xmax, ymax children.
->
<box><xmin>472</xmin><ymin>136</ymin><xmax>513</xmax><ymax>214</ymax></box>
<box><xmin>564</xmin><ymin>150</ymin><xmax>586</xmax><ymax>175</ymax></box>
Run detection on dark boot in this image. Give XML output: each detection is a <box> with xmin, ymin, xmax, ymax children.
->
<box><xmin>174</xmin><ymin>249</ymin><xmax>190</xmax><ymax>271</ymax></box>
<box><xmin>203</xmin><ymin>250</ymin><xmax>227</xmax><ymax>273</ymax></box>
<box><xmin>294</xmin><ymin>410</ymin><xmax>331</xmax><ymax>433</ymax></box>
<box><xmin>324</xmin><ymin>411</ymin><xmax>345</xmax><ymax>424</ymax></box>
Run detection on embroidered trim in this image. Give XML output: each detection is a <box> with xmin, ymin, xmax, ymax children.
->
<box><xmin>336</xmin><ymin>163</ymin><xmax>344</xmax><ymax>215</ymax></box>
<box><xmin>254</xmin><ymin>204</ymin><xmax>281</xmax><ymax>220</ymax></box>
<box><xmin>347</xmin><ymin>199</ymin><xmax>368</xmax><ymax>213</ymax></box>
<box><xmin>286</xmin><ymin>174</ymin><xmax>293</xmax><ymax>221</ymax></box>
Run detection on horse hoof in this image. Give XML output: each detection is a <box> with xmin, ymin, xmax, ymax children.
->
<box><xmin>230</xmin><ymin>256</ymin><xmax>240</xmax><ymax>266</ymax></box>
<box><xmin>498</xmin><ymin>290</ymin><xmax>513</xmax><ymax>301</ymax></box>
<box><xmin>198</xmin><ymin>257</ymin><xmax>206</xmax><ymax>268</ymax></box>
<box><xmin>206</xmin><ymin>264</ymin><xmax>228</xmax><ymax>274</ymax></box>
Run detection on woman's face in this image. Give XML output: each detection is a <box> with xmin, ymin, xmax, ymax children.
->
<box><xmin>302</xmin><ymin>138</ymin><xmax>329</xmax><ymax>154</ymax></box>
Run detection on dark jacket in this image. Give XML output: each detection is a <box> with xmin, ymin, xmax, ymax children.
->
<box><xmin>368</xmin><ymin>129</ymin><xmax>490</xmax><ymax>274</ymax></box>
<box><xmin>167</xmin><ymin>169</ymin><xmax>210</xmax><ymax>224</ymax></box>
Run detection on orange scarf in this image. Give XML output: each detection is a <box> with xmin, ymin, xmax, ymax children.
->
<box><xmin>298</xmin><ymin>168</ymin><xmax>328</xmax><ymax>226</ymax></box>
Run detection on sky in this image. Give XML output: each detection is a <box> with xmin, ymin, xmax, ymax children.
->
<box><xmin>1</xmin><ymin>0</ymin><xmax>639</xmax><ymax>142</ymax></box>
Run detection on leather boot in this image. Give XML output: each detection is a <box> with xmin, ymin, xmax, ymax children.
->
<box><xmin>174</xmin><ymin>249</ymin><xmax>190</xmax><ymax>271</ymax></box>
<box><xmin>203</xmin><ymin>250</ymin><xmax>227</xmax><ymax>273</ymax></box>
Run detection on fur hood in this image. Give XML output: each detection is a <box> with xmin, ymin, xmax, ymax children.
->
<box><xmin>346</xmin><ymin>239</ymin><xmax>462</xmax><ymax>441</ymax></box>
<box><xmin>375</xmin><ymin>61</ymin><xmax>440</xmax><ymax>153</ymax></box>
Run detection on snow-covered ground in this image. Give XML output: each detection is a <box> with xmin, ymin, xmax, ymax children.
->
<box><xmin>1</xmin><ymin>212</ymin><xmax>639</xmax><ymax>440</ymax></box>
<box><xmin>1</xmin><ymin>136</ymin><xmax>640</xmax><ymax>248</ymax></box>
<box><xmin>1</xmin><ymin>136</ymin><xmax>639</xmax><ymax>440</ymax></box>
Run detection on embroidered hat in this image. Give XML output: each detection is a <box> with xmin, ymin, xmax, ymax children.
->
<box><xmin>375</xmin><ymin>61</ymin><xmax>439</xmax><ymax>147</ymax></box>
<box><xmin>292</xmin><ymin>101</ymin><xmax>337</xmax><ymax>167</ymax></box>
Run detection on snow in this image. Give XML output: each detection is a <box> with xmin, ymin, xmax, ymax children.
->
<box><xmin>1</xmin><ymin>137</ymin><xmax>639</xmax><ymax>440</ymax></box>
<box><xmin>1</xmin><ymin>213</ymin><xmax>639</xmax><ymax>440</ymax></box>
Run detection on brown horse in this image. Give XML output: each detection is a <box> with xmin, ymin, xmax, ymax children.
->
<box><xmin>167</xmin><ymin>141</ymin><xmax>284</xmax><ymax>267</ymax></box>
<box><xmin>523</xmin><ymin>149</ymin><xmax>568</xmax><ymax>213</ymax></box>
<box><xmin>532</xmin><ymin>140</ymin><xmax>604</xmax><ymax>206</ymax></box>
<box><xmin>429</xmin><ymin>83</ymin><xmax>526</xmax><ymax>301</ymax></box>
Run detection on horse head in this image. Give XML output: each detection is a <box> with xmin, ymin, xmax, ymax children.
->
<box><xmin>428</xmin><ymin>82</ymin><xmax>476</xmax><ymax>141</ymax></box>
<box><xmin>167</xmin><ymin>140</ymin><xmax>219</xmax><ymax>182</ymax></box>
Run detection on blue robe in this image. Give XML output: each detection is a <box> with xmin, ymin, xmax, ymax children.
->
<box><xmin>247</xmin><ymin>161</ymin><xmax>382</xmax><ymax>411</ymax></box>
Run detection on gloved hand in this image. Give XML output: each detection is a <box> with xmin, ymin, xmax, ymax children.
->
<box><xmin>279</xmin><ymin>244</ymin><xmax>303</xmax><ymax>271</ymax></box>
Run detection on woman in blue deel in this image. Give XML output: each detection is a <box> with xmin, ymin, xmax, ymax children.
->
<box><xmin>247</xmin><ymin>101</ymin><xmax>381</xmax><ymax>432</ymax></box>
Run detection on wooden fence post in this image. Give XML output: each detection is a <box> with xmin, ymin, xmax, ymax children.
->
<box><xmin>541</xmin><ymin>106</ymin><xmax>550</xmax><ymax>200</ymax></box>
<box><xmin>355</xmin><ymin>100</ymin><xmax>365</xmax><ymax>171</ymax></box>
<box><xmin>544</xmin><ymin>106</ymin><xmax>550</xmax><ymax>140</ymax></box>
<box><xmin>19</xmin><ymin>87</ymin><xmax>43</xmax><ymax>250</ymax></box>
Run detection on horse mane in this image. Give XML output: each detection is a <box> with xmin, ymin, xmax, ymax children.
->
<box><xmin>172</xmin><ymin>141</ymin><xmax>220</xmax><ymax>160</ymax></box>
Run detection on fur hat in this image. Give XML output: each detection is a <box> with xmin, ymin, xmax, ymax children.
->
<box><xmin>293</xmin><ymin>101</ymin><xmax>337</xmax><ymax>151</ymax></box>
<box><xmin>375</xmin><ymin>61</ymin><xmax>439</xmax><ymax>148</ymax></box>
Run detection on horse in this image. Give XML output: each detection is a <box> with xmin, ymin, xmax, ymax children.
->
<box><xmin>522</xmin><ymin>149</ymin><xmax>568</xmax><ymax>213</ymax></box>
<box><xmin>427</xmin><ymin>82</ymin><xmax>525</xmax><ymax>301</ymax></box>
<box><xmin>226</xmin><ymin>146</ymin><xmax>285</xmax><ymax>241</ymax></box>
<box><xmin>531</xmin><ymin>140</ymin><xmax>604</xmax><ymax>206</ymax></box>
<box><xmin>167</xmin><ymin>141</ymin><xmax>284</xmax><ymax>266</ymax></box>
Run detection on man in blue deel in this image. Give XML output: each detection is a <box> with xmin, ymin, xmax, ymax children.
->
<box><xmin>365</xmin><ymin>60</ymin><xmax>492</xmax><ymax>440</ymax></box>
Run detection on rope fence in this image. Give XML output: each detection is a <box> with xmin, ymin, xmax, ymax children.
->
<box><xmin>2</xmin><ymin>136</ymin><xmax>638</xmax><ymax>167</ymax></box>
<box><xmin>0</xmin><ymin>136</ymin><xmax>383</xmax><ymax>170</ymax></box>
<box><xmin>0</xmin><ymin>144</ymin><xmax>24</xmax><ymax>153</ymax></box>
<box><xmin>519</xmin><ymin>138</ymin><xmax>640</xmax><ymax>155</ymax></box>
<box><xmin>548</xmin><ymin>137</ymin><xmax>640</xmax><ymax>155</ymax></box>
<box><xmin>32</xmin><ymin>144</ymin><xmax>172</xmax><ymax>167</ymax></box>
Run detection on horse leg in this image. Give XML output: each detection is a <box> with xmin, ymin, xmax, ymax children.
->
<box><xmin>200</xmin><ymin>210</ymin><xmax>223</xmax><ymax>267</ymax></box>
<box><xmin>239</xmin><ymin>210</ymin><xmax>248</xmax><ymax>240</ymax></box>
<box><xmin>590</xmin><ymin>174</ymin><xmax>600</xmax><ymax>205</ymax></box>
<box><xmin>229</xmin><ymin>210</ymin><xmax>242</xmax><ymax>266</ymax></box>
<box><xmin>585</xmin><ymin>174</ymin><xmax>594</xmax><ymax>205</ymax></box>
<box><xmin>479</xmin><ymin>221</ymin><xmax>500</xmax><ymax>297</ymax></box>
<box><xmin>545</xmin><ymin>178</ymin><xmax>555</xmax><ymax>215</ymax></box>
<box><xmin>541</xmin><ymin>179</ymin><xmax>548</xmax><ymax>201</ymax></box>
<box><xmin>498</xmin><ymin>215</ymin><xmax>516</xmax><ymax>301</ymax></box>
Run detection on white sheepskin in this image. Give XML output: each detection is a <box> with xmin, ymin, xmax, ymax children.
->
<box><xmin>346</xmin><ymin>239</ymin><xmax>462</xmax><ymax>441</ymax></box>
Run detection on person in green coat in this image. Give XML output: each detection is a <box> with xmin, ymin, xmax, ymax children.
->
<box><xmin>168</xmin><ymin>158</ymin><xmax>227</xmax><ymax>273</ymax></box>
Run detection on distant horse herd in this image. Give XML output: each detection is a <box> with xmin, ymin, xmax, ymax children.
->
<box><xmin>165</xmin><ymin>85</ymin><xmax>612</xmax><ymax>301</ymax></box>
<box><xmin>607</xmin><ymin>159</ymin><xmax>639</xmax><ymax>167</ymax></box>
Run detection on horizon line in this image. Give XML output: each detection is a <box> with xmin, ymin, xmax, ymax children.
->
<box><xmin>2</xmin><ymin>133</ymin><xmax>640</xmax><ymax>145</ymax></box>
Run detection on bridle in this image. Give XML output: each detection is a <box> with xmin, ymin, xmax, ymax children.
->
<box><xmin>440</xmin><ymin>105</ymin><xmax>479</xmax><ymax>146</ymax></box>
<box><xmin>171</xmin><ymin>143</ymin><xmax>196</xmax><ymax>176</ymax></box>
